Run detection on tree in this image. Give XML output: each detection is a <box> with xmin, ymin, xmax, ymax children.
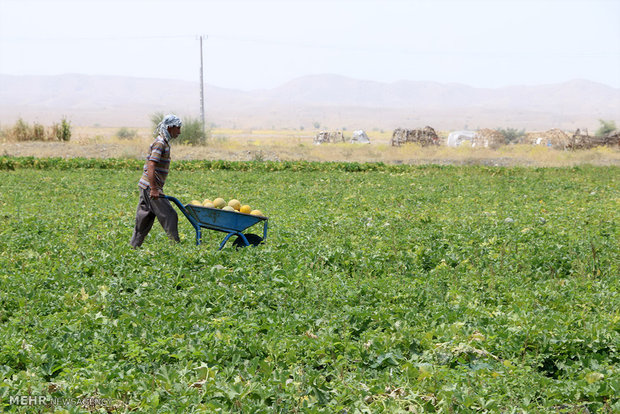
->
<box><xmin>150</xmin><ymin>112</ymin><xmax>166</xmax><ymax>131</ymax></box>
<box><xmin>496</xmin><ymin>127</ymin><xmax>526</xmax><ymax>144</ymax></box>
<box><xmin>177</xmin><ymin>116</ymin><xmax>207</xmax><ymax>145</ymax></box>
<box><xmin>595</xmin><ymin>119</ymin><xmax>616</xmax><ymax>137</ymax></box>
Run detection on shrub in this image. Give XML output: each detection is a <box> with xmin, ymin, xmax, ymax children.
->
<box><xmin>150</xmin><ymin>111</ymin><xmax>166</xmax><ymax>131</ymax></box>
<box><xmin>116</xmin><ymin>127</ymin><xmax>137</xmax><ymax>140</ymax></box>
<box><xmin>1</xmin><ymin>118</ymin><xmax>71</xmax><ymax>141</ymax></box>
<box><xmin>496</xmin><ymin>127</ymin><xmax>526</xmax><ymax>144</ymax></box>
<box><xmin>12</xmin><ymin>118</ymin><xmax>32</xmax><ymax>141</ymax></box>
<box><xmin>32</xmin><ymin>123</ymin><xmax>46</xmax><ymax>141</ymax></box>
<box><xmin>150</xmin><ymin>112</ymin><xmax>208</xmax><ymax>145</ymax></box>
<box><xmin>595</xmin><ymin>119</ymin><xmax>616</xmax><ymax>137</ymax></box>
<box><xmin>176</xmin><ymin>116</ymin><xmax>207</xmax><ymax>145</ymax></box>
<box><xmin>51</xmin><ymin>118</ymin><xmax>71</xmax><ymax>141</ymax></box>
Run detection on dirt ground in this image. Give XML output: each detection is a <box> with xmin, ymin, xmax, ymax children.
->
<box><xmin>1</xmin><ymin>127</ymin><xmax>619</xmax><ymax>167</ymax></box>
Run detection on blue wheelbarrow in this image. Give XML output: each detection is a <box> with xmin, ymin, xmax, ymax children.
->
<box><xmin>163</xmin><ymin>195</ymin><xmax>268</xmax><ymax>250</ymax></box>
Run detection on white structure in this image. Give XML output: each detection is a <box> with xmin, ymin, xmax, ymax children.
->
<box><xmin>350</xmin><ymin>130</ymin><xmax>370</xmax><ymax>144</ymax></box>
<box><xmin>314</xmin><ymin>131</ymin><xmax>344</xmax><ymax>144</ymax></box>
<box><xmin>447</xmin><ymin>131</ymin><xmax>477</xmax><ymax>147</ymax></box>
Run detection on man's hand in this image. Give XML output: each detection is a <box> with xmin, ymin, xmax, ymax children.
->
<box><xmin>150</xmin><ymin>188</ymin><xmax>161</xmax><ymax>199</ymax></box>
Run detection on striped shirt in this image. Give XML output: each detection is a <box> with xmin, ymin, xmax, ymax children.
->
<box><xmin>138</xmin><ymin>135</ymin><xmax>171</xmax><ymax>190</ymax></box>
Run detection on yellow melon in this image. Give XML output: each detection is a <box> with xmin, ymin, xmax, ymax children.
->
<box><xmin>190</xmin><ymin>200</ymin><xmax>202</xmax><ymax>206</ymax></box>
<box><xmin>240</xmin><ymin>204</ymin><xmax>252</xmax><ymax>214</ymax></box>
<box><xmin>250</xmin><ymin>209</ymin><xmax>264</xmax><ymax>217</ymax></box>
<box><xmin>228</xmin><ymin>199</ymin><xmax>241</xmax><ymax>211</ymax></box>
<box><xmin>222</xmin><ymin>205</ymin><xmax>235</xmax><ymax>211</ymax></box>
<box><xmin>202</xmin><ymin>199</ymin><xmax>212</xmax><ymax>206</ymax></box>
<box><xmin>213</xmin><ymin>198</ymin><xmax>226</xmax><ymax>209</ymax></box>
<box><xmin>203</xmin><ymin>202</ymin><xmax>215</xmax><ymax>208</ymax></box>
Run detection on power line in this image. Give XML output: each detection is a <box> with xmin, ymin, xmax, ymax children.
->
<box><xmin>1</xmin><ymin>34</ymin><xmax>196</xmax><ymax>41</ymax></box>
<box><xmin>2</xmin><ymin>32</ymin><xmax>616</xmax><ymax>58</ymax></box>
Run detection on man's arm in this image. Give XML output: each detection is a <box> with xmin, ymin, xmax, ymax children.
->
<box><xmin>146</xmin><ymin>160</ymin><xmax>160</xmax><ymax>198</ymax></box>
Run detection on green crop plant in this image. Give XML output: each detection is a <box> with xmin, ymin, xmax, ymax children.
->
<box><xmin>0</xmin><ymin>161</ymin><xmax>618</xmax><ymax>412</ymax></box>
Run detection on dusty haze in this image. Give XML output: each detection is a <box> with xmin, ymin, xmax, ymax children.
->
<box><xmin>1</xmin><ymin>74</ymin><xmax>619</xmax><ymax>131</ymax></box>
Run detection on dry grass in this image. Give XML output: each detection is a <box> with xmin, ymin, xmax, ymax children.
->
<box><xmin>1</xmin><ymin>127</ymin><xmax>619</xmax><ymax>167</ymax></box>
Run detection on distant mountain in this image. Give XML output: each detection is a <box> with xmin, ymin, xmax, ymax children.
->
<box><xmin>263</xmin><ymin>74</ymin><xmax>619</xmax><ymax>113</ymax></box>
<box><xmin>1</xmin><ymin>73</ymin><xmax>618</xmax><ymax>130</ymax></box>
<box><xmin>0</xmin><ymin>73</ymin><xmax>243</xmax><ymax>113</ymax></box>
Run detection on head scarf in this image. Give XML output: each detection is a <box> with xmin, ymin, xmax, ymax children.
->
<box><xmin>155</xmin><ymin>114</ymin><xmax>183</xmax><ymax>141</ymax></box>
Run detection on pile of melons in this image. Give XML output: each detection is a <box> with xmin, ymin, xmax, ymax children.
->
<box><xmin>189</xmin><ymin>197</ymin><xmax>264</xmax><ymax>216</ymax></box>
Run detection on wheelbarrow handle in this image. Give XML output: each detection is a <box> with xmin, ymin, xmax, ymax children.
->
<box><xmin>161</xmin><ymin>194</ymin><xmax>202</xmax><ymax>232</ymax></box>
<box><xmin>160</xmin><ymin>194</ymin><xmax>183</xmax><ymax>209</ymax></box>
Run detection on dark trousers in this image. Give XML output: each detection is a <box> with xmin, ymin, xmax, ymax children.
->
<box><xmin>130</xmin><ymin>188</ymin><xmax>179</xmax><ymax>247</ymax></box>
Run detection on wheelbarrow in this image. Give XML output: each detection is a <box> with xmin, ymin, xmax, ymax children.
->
<box><xmin>163</xmin><ymin>195</ymin><xmax>268</xmax><ymax>250</ymax></box>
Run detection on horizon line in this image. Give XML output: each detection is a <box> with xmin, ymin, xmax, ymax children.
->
<box><xmin>1</xmin><ymin>72</ymin><xmax>618</xmax><ymax>91</ymax></box>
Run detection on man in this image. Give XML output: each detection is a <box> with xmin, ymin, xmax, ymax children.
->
<box><xmin>130</xmin><ymin>114</ymin><xmax>182</xmax><ymax>248</ymax></box>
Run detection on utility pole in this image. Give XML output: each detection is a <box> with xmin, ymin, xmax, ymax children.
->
<box><xmin>199</xmin><ymin>35</ymin><xmax>206</xmax><ymax>133</ymax></box>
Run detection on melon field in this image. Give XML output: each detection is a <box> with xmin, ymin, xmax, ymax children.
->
<box><xmin>0</xmin><ymin>158</ymin><xmax>618</xmax><ymax>413</ymax></box>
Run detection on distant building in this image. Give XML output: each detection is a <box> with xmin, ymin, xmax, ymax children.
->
<box><xmin>446</xmin><ymin>131</ymin><xmax>477</xmax><ymax>147</ymax></box>
<box><xmin>314</xmin><ymin>131</ymin><xmax>344</xmax><ymax>144</ymax></box>
<box><xmin>350</xmin><ymin>130</ymin><xmax>370</xmax><ymax>144</ymax></box>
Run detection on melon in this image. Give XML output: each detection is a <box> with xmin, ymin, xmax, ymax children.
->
<box><xmin>190</xmin><ymin>200</ymin><xmax>202</xmax><ymax>206</ymax></box>
<box><xmin>202</xmin><ymin>199</ymin><xmax>212</xmax><ymax>206</ymax></box>
<box><xmin>203</xmin><ymin>202</ymin><xmax>215</xmax><ymax>208</ymax></box>
<box><xmin>213</xmin><ymin>198</ymin><xmax>226</xmax><ymax>209</ymax></box>
<box><xmin>222</xmin><ymin>206</ymin><xmax>235</xmax><ymax>211</ymax></box>
<box><xmin>228</xmin><ymin>199</ymin><xmax>241</xmax><ymax>211</ymax></box>
<box><xmin>250</xmin><ymin>209</ymin><xmax>264</xmax><ymax>217</ymax></box>
<box><xmin>240</xmin><ymin>204</ymin><xmax>252</xmax><ymax>214</ymax></box>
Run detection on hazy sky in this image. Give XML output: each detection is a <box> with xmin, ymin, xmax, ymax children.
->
<box><xmin>1</xmin><ymin>0</ymin><xmax>619</xmax><ymax>90</ymax></box>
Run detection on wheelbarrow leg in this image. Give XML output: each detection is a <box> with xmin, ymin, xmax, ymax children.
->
<box><xmin>194</xmin><ymin>225</ymin><xmax>202</xmax><ymax>246</ymax></box>
<box><xmin>219</xmin><ymin>232</ymin><xmax>247</xmax><ymax>250</ymax></box>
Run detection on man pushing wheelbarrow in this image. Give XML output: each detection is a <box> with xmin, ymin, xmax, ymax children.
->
<box><xmin>130</xmin><ymin>114</ymin><xmax>183</xmax><ymax>248</ymax></box>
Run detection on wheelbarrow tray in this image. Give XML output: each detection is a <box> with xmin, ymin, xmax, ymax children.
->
<box><xmin>163</xmin><ymin>195</ymin><xmax>268</xmax><ymax>249</ymax></box>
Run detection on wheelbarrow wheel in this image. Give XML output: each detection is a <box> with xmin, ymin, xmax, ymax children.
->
<box><xmin>232</xmin><ymin>233</ymin><xmax>263</xmax><ymax>249</ymax></box>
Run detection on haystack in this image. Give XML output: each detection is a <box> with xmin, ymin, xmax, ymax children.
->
<box><xmin>529</xmin><ymin>129</ymin><xmax>570</xmax><ymax>149</ymax></box>
<box><xmin>314</xmin><ymin>131</ymin><xmax>345</xmax><ymax>144</ymax></box>
<box><xmin>602</xmin><ymin>131</ymin><xmax>620</xmax><ymax>147</ymax></box>
<box><xmin>473</xmin><ymin>129</ymin><xmax>505</xmax><ymax>148</ymax></box>
<box><xmin>391</xmin><ymin>126</ymin><xmax>439</xmax><ymax>146</ymax></box>
<box><xmin>568</xmin><ymin>129</ymin><xmax>620</xmax><ymax>149</ymax></box>
<box><xmin>568</xmin><ymin>129</ymin><xmax>592</xmax><ymax>150</ymax></box>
